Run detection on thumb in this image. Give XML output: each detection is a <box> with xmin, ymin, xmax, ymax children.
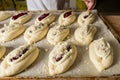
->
<box><xmin>84</xmin><ymin>0</ymin><xmax>96</xmax><ymax>10</ymax></box>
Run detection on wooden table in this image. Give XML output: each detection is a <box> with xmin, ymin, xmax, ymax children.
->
<box><xmin>103</xmin><ymin>15</ymin><xmax>120</xmax><ymax>36</ymax></box>
<box><xmin>1</xmin><ymin>15</ymin><xmax>120</xmax><ymax>80</ymax></box>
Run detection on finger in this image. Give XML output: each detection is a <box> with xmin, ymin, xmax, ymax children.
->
<box><xmin>84</xmin><ymin>0</ymin><xmax>92</xmax><ymax>9</ymax></box>
<box><xmin>84</xmin><ymin>0</ymin><xmax>96</xmax><ymax>10</ymax></box>
<box><xmin>88</xmin><ymin>2</ymin><xmax>96</xmax><ymax>10</ymax></box>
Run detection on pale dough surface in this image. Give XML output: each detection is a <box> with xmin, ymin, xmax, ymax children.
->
<box><xmin>89</xmin><ymin>38</ymin><xmax>113</xmax><ymax>72</ymax></box>
<box><xmin>0</xmin><ymin>46</ymin><xmax>6</xmax><ymax>59</ymax></box>
<box><xmin>0</xmin><ymin>11</ymin><xmax>12</xmax><ymax>21</ymax></box>
<box><xmin>58</xmin><ymin>11</ymin><xmax>76</xmax><ymax>26</ymax></box>
<box><xmin>35</xmin><ymin>12</ymin><xmax>56</xmax><ymax>25</ymax></box>
<box><xmin>24</xmin><ymin>23</ymin><xmax>49</xmax><ymax>44</ymax></box>
<box><xmin>0</xmin><ymin>45</ymin><xmax>39</xmax><ymax>77</ymax></box>
<box><xmin>47</xmin><ymin>24</ymin><xmax>70</xmax><ymax>45</ymax></box>
<box><xmin>48</xmin><ymin>41</ymin><xmax>77</xmax><ymax>75</ymax></box>
<box><xmin>0</xmin><ymin>23</ymin><xmax>26</xmax><ymax>43</ymax></box>
<box><xmin>77</xmin><ymin>11</ymin><xmax>96</xmax><ymax>26</ymax></box>
<box><xmin>0</xmin><ymin>10</ymin><xmax>120</xmax><ymax>77</ymax></box>
<box><xmin>10</xmin><ymin>12</ymin><xmax>32</xmax><ymax>24</ymax></box>
<box><xmin>74</xmin><ymin>24</ymin><xmax>97</xmax><ymax>46</ymax></box>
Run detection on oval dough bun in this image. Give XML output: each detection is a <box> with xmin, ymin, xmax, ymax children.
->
<box><xmin>48</xmin><ymin>42</ymin><xmax>77</xmax><ymax>75</ymax></box>
<box><xmin>35</xmin><ymin>12</ymin><xmax>56</xmax><ymax>25</ymax></box>
<box><xmin>47</xmin><ymin>24</ymin><xmax>70</xmax><ymax>45</ymax></box>
<box><xmin>10</xmin><ymin>12</ymin><xmax>32</xmax><ymax>24</ymax></box>
<box><xmin>89</xmin><ymin>38</ymin><xmax>113</xmax><ymax>72</ymax></box>
<box><xmin>0</xmin><ymin>23</ymin><xmax>26</xmax><ymax>43</ymax></box>
<box><xmin>74</xmin><ymin>24</ymin><xmax>97</xmax><ymax>46</ymax></box>
<box><xmin>0</xmin><ymin>46</ymin><xmax>6</xmax><ymax>59</ymax></box>
<box><xmin>0</xmin><ymin>11</ymin><xmax>12</xmax><ymax>21</ymax></box>
<box><xmin>0</xmin><ymin>45</ymin><xmax>39</xmax><ymax>77</ymax></box>
<box><xmin>77</xmin><ymin>11</ymin><xmax>96</xmax><ymax>26</ymax></box>
<box><xmin>58</xmin><ymin>10</ymin><xmax>76</xmax><ymax>26</ymax></box>
<box><xmin>24</xmin><ymin>23</ymin><xmax>49</xmax><ymax>44</ymax></box>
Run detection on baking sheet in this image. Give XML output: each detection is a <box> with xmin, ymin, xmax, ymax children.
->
<box><xmin>0</xmin><ymin>10</ymin><xmax>120</xmax><ymax>78</ymax></box>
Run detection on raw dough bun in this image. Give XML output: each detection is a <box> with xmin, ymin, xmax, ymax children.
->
<box><xmin>0</xmin><ymin>46</ymin><xmax>6</xmax><ymax>59</ymax></box>
<box><xmin>89</xmin><ymin>38</ymin><xmax>113</xmax><ymax>72</ymax></box>
<box><xmin>10</xmin><ymin>12</ymin><xmax>32</xmax><ymax>24</ymax></box>
<box><xmin>74</xmin><ymin>24</ymin><xmax>97</xmax><ymax>46</ymax></box>
<box><xmin>0</xmin><ymin>11</ymin><xmax>12</xmax><ymax>21</ymax></box>
<box><xmin>35</xmin><ymin>12</ymin><xmax>56</xmax><ymax>25</ymax></box>
<box><xmin>0</xmin><ymin>23</ymin><xmax>26</xmax><ymax>43</ymax></box>
<box><xmin>48</xmin><ymin>42</ymin><xmax>77</xmax><ymax>75</ymax></box>
<box><xmin>77</xmin><ymin>11</ymin><xmax>96</xmax><ymax>26</ymax></box>
<box><xmin>58</xmin><ymin>10</ymin><xmax>76</xmax><ymax>26</ymax></box>
<box><xmin>47</xmin><ymin>24</ymin><xmax>70</xmax><ymax>45</ymax></box>
<box><xmin>24</xmin><ymin>23</ymin><xmax>49</xmax><ymax>44</ymax></box>
<box><xmin>0</xmin><ymin>45</ymin><xmax>39</xmax><ymax>77</ymax></box>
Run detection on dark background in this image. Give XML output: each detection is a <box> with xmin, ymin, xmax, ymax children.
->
<box><xmin>0</xmin><ymin>0</ymin><xmax>120</xmax><ymax>15</ymax></box>
<box><xmin>96</xmin><ymin>0</ymin><xmax>120</xmax><ymax>14</ymax></box>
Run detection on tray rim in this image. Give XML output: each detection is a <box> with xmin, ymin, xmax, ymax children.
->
<box><xmin>98</xmin><ymin>13</ymin><xmax>120</xmax><ymax>43</ymax></box>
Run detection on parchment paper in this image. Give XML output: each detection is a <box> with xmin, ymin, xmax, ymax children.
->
<box><xmin>0</xmin><ymin>10</ymin><xmax>120</xmax><ymax>78</ymax></box>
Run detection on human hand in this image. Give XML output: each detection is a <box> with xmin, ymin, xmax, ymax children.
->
<box><xmin>84</xmin><ymin>0</ymin><xmax>96</xmax><ymax>10</ymax></box>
